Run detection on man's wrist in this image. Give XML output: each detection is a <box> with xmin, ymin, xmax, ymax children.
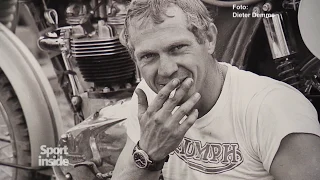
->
<box><xmin>132</xmin><ymin>141</ymin><xmax>169</xmax><ymax>171</ymax></box>
<box><xmin>138</xmin><ymin>141</ymin><xmax>164</xmax><ymax>161</ymax></box>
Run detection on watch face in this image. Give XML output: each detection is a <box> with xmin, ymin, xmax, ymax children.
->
<box><xmin>133</xmin><ymin>151</ymin><xmax>148</xmax><ymax>168</ymax></box>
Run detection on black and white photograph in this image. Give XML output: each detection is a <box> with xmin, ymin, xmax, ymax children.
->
<box><xmin>0</xmin><ymin>0</ymin><xmax>319</xmax><ymax>179</ymax></box>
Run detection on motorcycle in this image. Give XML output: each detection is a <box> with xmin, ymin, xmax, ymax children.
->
<box><xmin>0</xmin><ymin>0</ymin><xmax>319</xmax><ymax>179</ymax></box>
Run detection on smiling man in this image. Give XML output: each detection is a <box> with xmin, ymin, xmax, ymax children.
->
<box><xmin>111</xmin><ymin>0</ymin><xmax>320</xmax><ymax>180</ymax></box>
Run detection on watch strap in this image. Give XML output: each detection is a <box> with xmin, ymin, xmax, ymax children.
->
<box><xmin>133</xmin><ymin>141</ymin><xmax>169</xmax><ymax>171</ymax></box>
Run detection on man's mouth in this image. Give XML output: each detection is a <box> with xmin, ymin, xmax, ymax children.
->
<box><xmin>157</xmin><ymin>77</ymin><xmax>189</xmax><ymax>98</ymax></box>
<box><xmin>158</xmin><ymin>77</ymin><xmax>188</xmax><ymax>89</ymax></box>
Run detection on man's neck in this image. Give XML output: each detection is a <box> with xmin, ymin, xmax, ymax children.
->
<box><xmin>197</xmin><ymin>62</ymin><xmax>226</xmax><ymax>118</ymax></box>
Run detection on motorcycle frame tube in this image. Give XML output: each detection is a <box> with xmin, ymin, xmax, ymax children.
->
<box><xmin>0</xmin><ymin>23</ymin><xmax>64</xmax><ymax>167</ymax></box>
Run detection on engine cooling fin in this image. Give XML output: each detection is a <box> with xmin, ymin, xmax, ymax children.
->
<box><xmin>71</xmin><ymin>37</ymin><xmax>136</xmax><ymax>86</ymax></box>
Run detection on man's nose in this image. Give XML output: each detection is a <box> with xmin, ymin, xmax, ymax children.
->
<box><xmin>157</xmin><ymin>55</ymin><xmax>178</xmax><ymax>77</ymax></box>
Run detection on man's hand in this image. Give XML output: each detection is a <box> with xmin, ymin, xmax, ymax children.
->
<box><xmin>135</xmin><ymin>78</ymin><xmax>201</xmax><ymax>161</ymax></box>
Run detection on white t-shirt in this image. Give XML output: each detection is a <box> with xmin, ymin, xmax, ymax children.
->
<box><xmin>125</xmin><ymin>63</ymin><xmax>320</xmax><ymax>180</ymax></box>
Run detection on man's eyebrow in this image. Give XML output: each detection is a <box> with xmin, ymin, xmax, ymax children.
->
<box><xmin>135</xmin><ymin>49</ymin><xmax>157</xmax><ymax>58</ymax></box>
<box><xmin>165</xmin><ymin>39</ymin><xmax>191</xmax><ymax>50</ymax></box>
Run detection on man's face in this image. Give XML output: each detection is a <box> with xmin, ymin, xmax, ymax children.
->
<box><xmin>129</xmin><ymin>5</ymin><xmax>215</xmax><ymax>103</ymax></box>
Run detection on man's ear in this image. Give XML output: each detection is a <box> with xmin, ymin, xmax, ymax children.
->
<box><xmin>206</xmin><ymin>23</ymin><xmax>218</xmax><ymax>55</ymax></box>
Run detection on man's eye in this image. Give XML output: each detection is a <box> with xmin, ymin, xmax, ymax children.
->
<box><xmin>171</xmin><ymin>44</ymin><xmax>187</xmax><ymax>52</ymax></box>
<box><xmin>140</xmin><ymin>54</ymin><xmax>156</xmax><ymax>61</ymax></box>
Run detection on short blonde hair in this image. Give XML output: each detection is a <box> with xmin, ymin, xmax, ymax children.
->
<box><xmin>121</xmin><ymin>0</ymin><xmax>216</xmax><ymax>60</ymax></box>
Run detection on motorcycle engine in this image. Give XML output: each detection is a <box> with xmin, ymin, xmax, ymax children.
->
<box><xmin>39</xmin><ymin>0</ymin><xmax>139</xmax><ymax>99</ymax></box>
<box><xmin>66</xmin><ymin>0</ymin><xmax>137</xmax><ymax>87</ymax></box>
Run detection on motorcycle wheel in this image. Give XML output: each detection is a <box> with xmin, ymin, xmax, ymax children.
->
<box><xmin>0</xmin><ymin>69</ymin><xmax>48</xmax><ymax>180</ymax></box>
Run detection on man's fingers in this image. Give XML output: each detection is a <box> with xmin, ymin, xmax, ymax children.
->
<box><xmin>163</xmin><ymin>78</ymin><xmax>193</xmax><ymax>111</ymax></box>
<box><xmin>148</xmin><ymin>78</ymin><xmax>180</xmax><ymax>112</ymax></box>
<box><xmin>172</xmin><ymin>92</ymin><xmax>201</xmax><ymax>122</ymax></box>
<box><xmin>179</xmin><ymin>109</ymin><xmax>199</xmax><ymax>130</ymax></box>
<box><xmin>135</xmin><ymin>88</ymin><xmax>148</xmax><ymax>119</ymax></box>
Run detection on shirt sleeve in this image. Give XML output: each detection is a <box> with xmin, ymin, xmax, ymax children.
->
<box><xmin>256</xmin><ymin>86</ymin><xmax>320</xmax><ymax>172</ymax></box>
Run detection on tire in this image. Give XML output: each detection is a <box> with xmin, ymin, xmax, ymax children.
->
<box><xmin>0</xmin><ymin>68</ymin><xmax>39</xmax><ymax>180</ymax></box>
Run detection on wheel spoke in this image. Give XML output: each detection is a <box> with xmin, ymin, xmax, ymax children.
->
<box><xmin>0</xmin><ymin>143</ymin><xmax>10</xmax><ymax>150</ymax></box>
<box><xmin>0</xmin><ymin>121</ymin><xmax>11</xmax><ymax>143</ymax></box>
<box><xmin>0</xmin><ymin>167</ymin><xmax>13</xmax><ymax>179</ymax></box>
<box><xmin>0</xmin><ymin>156</ymin><xmax>13</xmax><ymax>161</ymax></box>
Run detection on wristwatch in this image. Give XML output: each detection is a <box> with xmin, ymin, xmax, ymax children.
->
<box><xmin>132</xmin><ymin>141</ymin><xmax>169</xmax><ymax>171</ymax></box>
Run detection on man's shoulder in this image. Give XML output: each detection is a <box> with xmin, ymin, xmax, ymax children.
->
<box><xmin>226</xmin><ymin>64</ymin><xmax>305</xmax><ymax>116</ymax></box>
<box><xmin>228</xmin><ymin>65</ymin><xmax>295</xmax><ymax>98</ymax></box>
<box><xmin>232</xmin><ymin>66</ymin><xmax>279</xmax><ymax>88</ymax></box>
<box><xmin>233</xmin><ymin>67</ymin><xmax>315</xmax><ymax>118</ymax></box>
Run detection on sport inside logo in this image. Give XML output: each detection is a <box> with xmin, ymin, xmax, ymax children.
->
<box><xmin>38</xmin><ymin>145</ymin><xmax>69</xmax><ymax>166</ymax></box>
